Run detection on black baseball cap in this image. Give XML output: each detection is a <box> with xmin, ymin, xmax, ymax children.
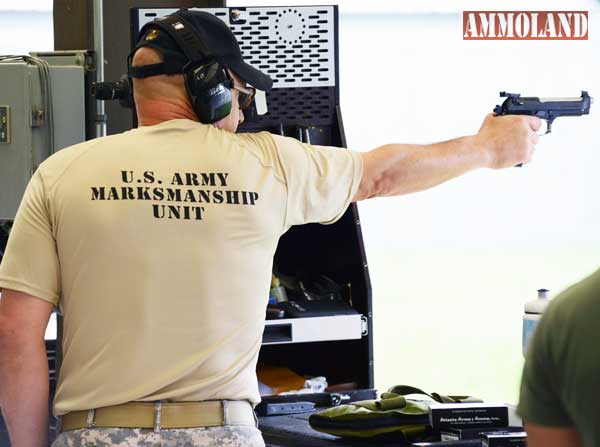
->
<box><xmin>130</xmin><ymin>10</ymin><xmax>273</xmax><ymax>91</ymax></box>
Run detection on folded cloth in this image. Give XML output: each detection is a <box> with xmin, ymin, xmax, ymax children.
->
<box><xmin>279</xmin><ymin>377</ymin><xmax>328</xmax><ymax>395</ymax></box>
<box><xmin>308</xmin><ymin>385</ymin><xmax>479</xmax><ymax>441</ymax></box>
<box><xmin>256</xmin><ymin>365</ymin><xmax>306</xmax><ymax>395</ymax></box>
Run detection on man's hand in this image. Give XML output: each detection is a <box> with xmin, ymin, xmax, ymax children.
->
<box><xmin>0</xmin><ymin>289</ymin><xmax>54</xmax><ymax>447</ymax></box>
<box><xmin>476</xmin><ymin>114</ymin><xmax>542</xmax><ymax>169</ymax></box>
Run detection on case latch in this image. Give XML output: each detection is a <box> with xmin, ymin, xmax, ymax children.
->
<box><xmin>360</xmin><ymin>315</ymin><xmax>369</xmax><ymax>337</ymax></box>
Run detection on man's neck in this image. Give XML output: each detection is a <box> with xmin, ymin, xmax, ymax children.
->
<box><xmin>136</xmin><ymin>98</ymin><xmax>198</xmax><ymax>127</ymax></box>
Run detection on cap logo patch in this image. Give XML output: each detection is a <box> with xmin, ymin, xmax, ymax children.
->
<box><xmin>172</xmin><ymin>22</ymin><xmax>185</xmax><ymax>30</ymax></box>
<box><xmin>145</xmin><ymin>29</ymin><xmax>160</xmax><ymax>41</ymax></box>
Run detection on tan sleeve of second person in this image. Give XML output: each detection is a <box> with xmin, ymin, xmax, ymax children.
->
<box><xmin>0</xmin><ymin>169</ymin><xmax>60</xmax><ymax>305</ymax></box>
<box><xmin>269</xmin><ymin>134</ymin><xmax>363</xmax><ymax>228</ymax></box>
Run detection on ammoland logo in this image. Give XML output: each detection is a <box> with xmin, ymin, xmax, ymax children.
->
<box><xmin>463</xmin><ymin>11</ymin><xmax>588</xmax><ymax>40</ymax></box>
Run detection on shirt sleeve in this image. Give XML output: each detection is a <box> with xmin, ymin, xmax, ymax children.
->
<box><xmin>0</xmin><ymin>169</ymin><xmax>60</xmax><ymax>304</ymax></box>
<box><xmin>517</xmin><ymin>306</ymin><xmax>573</xmax><ymax>427</ymax></box>
<box><xmin>270</xmin><ymin>134</ymin><xmax>363</xmax><ymax>227</ymax></box>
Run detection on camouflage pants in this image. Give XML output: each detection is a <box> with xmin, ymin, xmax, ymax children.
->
<box><xmin>51</xmin><ymin>426</ymin><xmax>265</xmax><ymax>447</ymax></box>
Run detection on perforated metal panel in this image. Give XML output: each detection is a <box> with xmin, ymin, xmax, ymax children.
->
<box><xmin>251</xmin><ymin>87</ymin><xmax>335</xmax><ymax>127</ymax></box>
<box><xmin>136</xmin><ymin>6</ymin><xmax>336</xmax><ymax>89</ymax></box>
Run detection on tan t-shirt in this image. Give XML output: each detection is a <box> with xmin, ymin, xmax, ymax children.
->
<box><xmin>0</xmin><ymin>119</ymin><xmax>362</xmax><ymax>415</ymax></box>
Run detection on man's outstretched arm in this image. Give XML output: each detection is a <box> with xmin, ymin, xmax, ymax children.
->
<box><xmin>0</xmin><ymin>289</ymin><xmax>54</xmax><ymax>447</ymax></box>
<box><xmin>354</xmin><ymin>114</ymin><xmax>541</xmax><ymax>201</ymax></box>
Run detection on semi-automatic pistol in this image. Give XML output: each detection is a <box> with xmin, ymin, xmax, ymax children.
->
<box><xmin>493</xmin><ymin>91</ymin><xmax>592</xmax><ymax>134</ymax></box>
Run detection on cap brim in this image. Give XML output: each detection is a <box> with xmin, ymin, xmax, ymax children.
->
<box><xmin>229</xmin><ymin>60</ymin><xmax>273</xmax><ymax>92</ymax></box>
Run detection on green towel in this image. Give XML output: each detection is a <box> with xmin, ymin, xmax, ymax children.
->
<box><xmin>308</xmin><ymin>385</ymin><xmax>479</xmax><ymax>441</ymax></box>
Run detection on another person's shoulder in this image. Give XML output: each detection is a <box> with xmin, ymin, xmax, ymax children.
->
<box><xmin>528</xmin><ymin>269</ymin><xmax>600</xmax><ymax>364</ymax></box>
<box><xmin>518</xmin><ymin>268</ymin><xmax>600</xmax><ymax>433</ymax></box>
<box><xmin>520</xmin><ymin>267</ymin><xmax>600</xmax><ymax>371</ymax></box>
<box><xmin>544</xmin><ymin>268</ymin><xmax>600</xmax><ymax>333</ymax></box>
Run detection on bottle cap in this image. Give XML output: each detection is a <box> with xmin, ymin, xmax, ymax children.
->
<box><xmin>537</xmin><ymin>288</ymin><xmax>550</xmax><ymax>299</ymax></box>
<box><xmin>271</xmin><ymin>275</ymin><xmax>280</xmax><ymax>288</ymax></box>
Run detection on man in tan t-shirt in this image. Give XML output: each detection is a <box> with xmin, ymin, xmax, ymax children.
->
<box><xmin>0</xmin><ymin>10</ymin><xmax>540</xmax><ymax>447</ymax></box>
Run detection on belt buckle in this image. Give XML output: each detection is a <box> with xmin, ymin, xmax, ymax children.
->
<box><xmin>86</xmin><ymin>409</ymin><xmax>96</xmax><ymax>429</ymax></box>
<box><xmin>154</xmin><ymin>401</ymin><xmax>162</xmax><ymax>433</ymax></box>
<box><xmin>222</xmin><ymin>400</ymin><xmax>234</xmax><ymax>426</ymax></box>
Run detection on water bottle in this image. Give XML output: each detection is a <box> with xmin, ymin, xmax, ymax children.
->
<box><xmin>269</xmin><ymin>275</ymin><xmax>288</xmax><ymax>303</ymax></box>
<box><xmin>522</xmin><ymin>288</ymin><xmax>551</xmax><ymax>356</ymax></box>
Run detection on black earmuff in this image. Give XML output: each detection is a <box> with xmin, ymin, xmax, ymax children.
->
<box><xmin>184</xmin><ymin>60</ymin><xmax>233</xmax><ymax>124</ymax></box>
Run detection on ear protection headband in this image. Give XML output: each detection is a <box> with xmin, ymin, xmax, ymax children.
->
<box><xmin>130</xmin><ymin>12</ymin><xmax>234</xmax><ymax>123</ymax></box>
